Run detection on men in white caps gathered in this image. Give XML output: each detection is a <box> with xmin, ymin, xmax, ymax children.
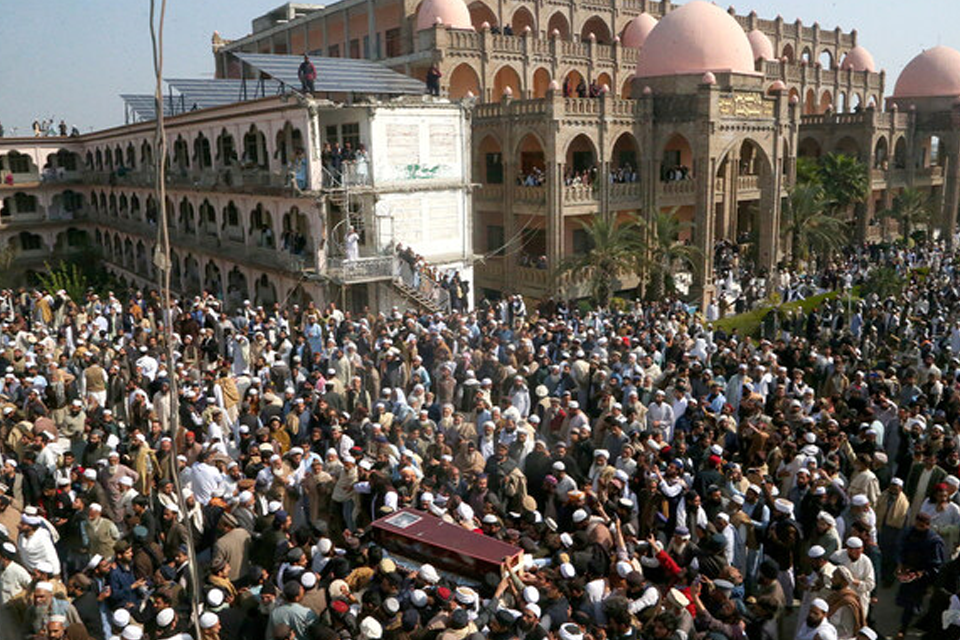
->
<box><xmin>0</xmin><ymin>238</ymin><xmax>960</xmax><ymax>640</ymax></box>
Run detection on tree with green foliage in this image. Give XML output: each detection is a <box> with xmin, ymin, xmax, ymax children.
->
<box><xmin>818</xmin><ymin>152</ymin><xmax>870</xmax><ymax>217</ymax></box>
<box><xmin>633</xmin><ymin>208</ymin><xmax>701</xmax><ymax>301</ymax></box>
<box><xmin>37</xmin><ymin>261</ymin><xmax>88</xmax><ymax>302</ymax></box>
<box><xmin>796</xmin><ymin>156</ymin><xmax>821</xmax><ymax>186</ymax></box>
<box><xmin>780</xmin><ymin>183</ymin><xmax>846</xmax><ymax>270</ymax></box>
<box><xmin>879</xmin><ymin>187</ymin><xmax>931</xmax><ymax>242</ymax></box>
<box><xmin>558</xmin><ymin>216</ymin><xmax>636</xmax><ymax>308</ymax></box>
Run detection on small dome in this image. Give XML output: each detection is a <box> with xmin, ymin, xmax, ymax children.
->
<box><xmin>636</xmin><ymin>0</ymin><xmax>756</xmax><ymax>78</ymax></box>
<box><xmin>621</xmin><ymin>13</ymin><xmax>659</xmax><ymax>49</ymax></box>
<box><xmin>894</xmin><ymin>46</ymin><xmax>960</xmax><ymax>98</ymax></box>
<box><xmin>840</xmin><ymin>46</ymin><xmax>875</xmax><ymax>72</ymax></box>
<box><xmin>767</xmin><ymin>80</ymin><xmax>787</xmax><ymax>93</ymax></box>
<box><xmin>548</xmin><ymin>80</ymin><xmax>560</xmax><ymax>91</ymax></box>
<box><xmin>416</xmin><ymin>0</ymin><xmax>472</xmax><ymax>32</ymax></box>
<box><xmin>701</xmin><ymin>72</ymin><xmax>716</xmax><ymax>85</ymax></box>
<box><xmin>747</xmin><ymin>29</ymin><xmax>775</xmax><ymax>61</ymax></box>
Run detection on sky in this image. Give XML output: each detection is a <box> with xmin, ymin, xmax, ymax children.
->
<box><xmin>1</xmin><ymin>0</ymin><xmax>959</xmax><ymax>135</ymax></box>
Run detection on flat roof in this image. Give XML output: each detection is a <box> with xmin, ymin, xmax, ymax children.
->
<box><xmin>233</xmin><ymin>52</ymin><xmax>426</xmax><ymax>95</ymax></box>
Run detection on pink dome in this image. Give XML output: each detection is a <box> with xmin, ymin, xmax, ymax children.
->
<box><xmin>416</xmin><ymin>0</ymin><xmax>472</xmax><ymax>31</ymax></box>
<box><xmin>636</xmin><ymin>0</ymin><xmax>756</xmax><ymax>78</ymax></box>
<box><xmin>840</xmin><ymin>46</ymin><xmax>875</xmax><ymax>72</ymax></box>
<box><xmin>894</xmin><ymin>46</ymin><xmax>960</xmax><ymax>98</ymax></box>
<box><xmin>767</xmin><ymin>80</ymin><xmax>787</xmax><ymax>93</ymax></box>
<box><xmin>621</xmin><ymin>13</ymin><xmax>658</xmax><ymax>49</ymax></box>
<box><xmin>747</xmin><ymin>29</ymin><xmax>775</xmax><ymax>61</ymax></box>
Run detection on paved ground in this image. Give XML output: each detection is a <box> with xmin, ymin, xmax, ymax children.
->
<box><xmin>779</xmin><ymin>584</ymin><xmax>928</xmax><ymax>639</ymax></box>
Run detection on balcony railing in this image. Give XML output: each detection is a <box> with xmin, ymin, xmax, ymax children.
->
<box><xmin>563</xmin><ymin>184</ymin><xmax>598</xmax><ymax>204</ymax></box>
<box><xmin>515</xmin><ymin>185</ymin><xmax>546</xmax><ymax>203</ymax></box>
<box><xmin>477</xmin><ymin>184</ymin><xmax>504</xmax><ymax>200</ymax></box>
<box><xmin>609</xmin><ymin>182</ymin><xmax>641</xmax><ymax>201</ymax></box>
<box><xmin>659</xmin><ymin>180</ymin><xmax>696</xmax><ymax>196</ymax></box>
<box><xmin>327</xmin><ymin>255</ymin><xmax>396</xmax><ymax>283</ymax></box>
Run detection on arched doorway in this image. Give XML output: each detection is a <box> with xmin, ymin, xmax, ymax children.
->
<box><xmin>448</xmin><ymin>63</ymin><xmax>481</xmax><ymax>99</ymax></box>
<box><xmin>874</xmin><ymin>137</ymin><xmax>889</xmax><ymax>169</ymax></box>
<box><xmin>512</xmin><ymin>7</ymin><xmax>535</xmax><ymax>34</ymax></box>
<box><xmin>516</xmin><ymin>133</ymin><xmax>545</xmax><ymax>184</ymax></box>
<box><xmin>204</xmin><ymin>262</ymin><xmax>223</xmax><ymax>298</ymax></box>
<box><xmin>477</xmin><ymin>135</ymin><xmax>504</xmax><ymax>184</ymax></box>
<box><xmin>798</xmin><ymin>137</ymin><xmax>823</xmax><ymax>159</ymax></box>
<box><xmin>580</xmin><ymin>16</ymin><xmax>611</xmax><ymax>44</ymax></box>
<box><xmin>893</xmin><ymin>137</ymin><xmax>907</xmax><ymax>168</ymax></box>
<box><xmin>547</xmin><ymin>12</ymin><xmax>569</xmax><ymax>39</ymax></box>
<box><xmin>179</xmin><ymin>198</ymin><xmax>195</xmax><ymax>234</ymax></box>
<box><xmin>564</xmin><ymin>134</ymin><xmax>598</xmax><ymax>184</ymax></box>
<box><xmin>818</xmin><ymin>49</ymin><xmax>833</xmax><ymax>69</ymax></box>
<box><xmin>804</xmin><ymin>88</ymin><xmax>817</xmax><ymax>115</ymax></box>
<box><xmin>834</xmin><ymin>136</ymin><xmax>861</xmax><ymax>161</ymax></box>
<box><xmin>532</xmin><ymin>68</ymin><xmax>552</xmax><ymax>98</ymax></box>
<box><xmin>492</xmin><ymin>65</ymin><xmax>521</xmax><ymax>100</ymax></box>
<box><xmin>819</xmin><ymin>91</ymin><xmax>833</xmax><ymax>114</ymax></box>
<box><xmin>611</xmin><ymin>133</ymin><xmax>640</xmax><ymax>179</ymax></box>
<box><xmin>468</xmin><ymin>1</ymin><xmax>497</xmax><ymax>29</ymax></box>
<box><xmin>621</xmin><ymin>76</ymin><xmax>635</xmax><ymax>99</ymax></box>
<box><xmin>282</xmin><ymin>207</ymin><xmax>312</xmax><ymax>256</ymax></box>
<box><xmin>227</xmin><ymin>267</ymin><xmax>249</xmax><ymax>310</ymax></box>
<box><xmin>661</xmin><ymin>133</ymin><xmax>693</xmax><ymax>181</ymax></box>
<box><xmin>782</xmin><ymin>43</ymin><xmax>795</xmax><ymax>62</ymax></box>
<box><xmin>563</xmin><ymin>69</ymin><xmax>585</xmax><ymax>97</ymax></box>
<box><xmin>254</xmin><ymin>274</ymin><xmax>277</xmax><ymax>306</ymax></box>
<box><xmin>595</xmin><ymin>72</ymin><xmax>612</xmax><ymax>93</ymax></box>
<box><xmin>249</xmin><ymin>203</ymin><xmax>275</xmax><ymax>248</ymax></box>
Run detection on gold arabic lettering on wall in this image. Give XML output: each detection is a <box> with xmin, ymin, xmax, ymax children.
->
<box><xmin>718</xmin><ymin>93</ymin><xmax>774</xmax><ymax>119</ymax></box>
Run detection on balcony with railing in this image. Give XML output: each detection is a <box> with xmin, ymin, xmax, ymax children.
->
<box><xmin>515</xmin><ymin>185</ymin><xmax>547</xmax><ymax>204</ymax></box>
<box><xmin>563</xmin><ymin>184</ymin><xmax>598</xmax><ymax>205</ymax></box>
<box><xmin>609</xmin><ymin>182</ymin><xmax>641</xmax><ymax>202</ymax></box>
<box><xmin>327</xmin><ymin>255</ymin><xmax>396</xmax><ymax>283</ymax></box>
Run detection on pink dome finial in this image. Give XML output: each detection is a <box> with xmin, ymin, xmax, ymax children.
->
<box><xmin>614</xmin><ymin>35</ymin><xmax>621</xmax><ymax>43</ymax></box>
<box><xmin>636</xmin><ymin>1</ymin><xmax>756</xmax><ymax>79</ymax></box>
<box><xmin>481</xmin><ymin>21</ymin><xmax>490</xmax><ymax>30</ymax></box>
<box><xmin>894</xmin><ymin>46</ymin><xmax>960</xmax><ymax>98</ymax></box>
<box><xmin>416</xmin><ymin>0</ymin><xmax>473</xmax><ymax>32</ymax></box>
<box><xmin>548</xmin><ymin>80</ymin><xmax>560</xmax><ymax>91</ymax></box>
<box><xmin>552</xmin><ymin>28</ymin><xmax>560</xmax><ymax>38</ymax></box>
<box><xmin>789</xmin><ymin>94</ymin><xmax>799</xmax><ymax>105</ymax></box>
<box><xmin>588</xmin><ymin>32</ymin><xmax>597</xmax><ymax>42</ymax></box>
<box><xmin>503</xmin><ymin>86</ymin><xmax>513</xmax><ymax>97</ymax></box>
<box><xmin>524</xmin><ymin>25</ymin><xmax>531</xmax><ymax>34</ymax></box>
<box><xmin>601</xmin><ymin>83</ymin><xmax>610</xmax><ymax>93</ymax></box>
<box><xmin>767</xmin><ymin>80</ymin><xmax>787</xmax><ymax>93</ymax></box>
<box><xmin>642</xmin><ymin>86</ymin><xmax>652</xmax><ymax>95</ymax></box>
<box><xmin>701</xmin><ymin>71</ymin><xmax>716</xmax><ymax>84</ymax></box>
<box><xmin>840</xmin><ymin>46</ymin><xmax>876</xmax><ymax>73</ymax></box>
<box><xmin>466</xmin><ymin>90</ymin><xmax>474</xmax><ymax>98</ymax></box>
<box><xmin>747</xmin><ymin>29</ymin><xmax>775</xmax><ymax>62</ymax></box>
<box><xmin>621</xmin><ymin>13</ymin><xmax>658</xmax><ymax>49</ymax></box>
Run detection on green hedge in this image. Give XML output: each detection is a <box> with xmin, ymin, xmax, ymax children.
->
<box><xmin>711</xmin><ymin>289</ymin><xmax>859</xmax><ymax>337</ymax></box>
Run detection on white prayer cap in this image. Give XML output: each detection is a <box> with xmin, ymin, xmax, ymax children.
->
<box><xmin>817</xmin><ymin>511</ymin><xmax>836</xmax><ymax>527</ymax></box>
<box><xmin>315</xmin><ymin>538</ymin><xmax>333</xmax><ymax>554</ymax></box>
<box><xmin>774</xmin><ymin>498</ymin><xmax>794</xmax><ymax>514</ymax></box>
<box><xmin>846</xmin><ymin>537</ymin><xmax>864</xmax><ymax>549</ymax></box>
<box><xmin>121</xmin><ymin>626</ymin><xmax>143</xmax><ymax>640</ymax></box>
<box><xmin>411</xmin><ymin>589</ymin><xmax>428</xmax><ymax>607</ymax></box>
<box><xmin>420</xmin><ymin>564</ymin><xmax>440</xmax><ymax>584</ymax></box>
<box><xmin>301</xmin><ymin>572</ymin><xmax>318</xmax><ymax>589</ymax></box>
<box><xmin>851</xmin><ymin>494</ymin><xmax>870</xmax><ymax>507</ymax></box>
<box><xmin>857</xmin><ymin>628</ymin><xmax>878</xmax><ymax>640</ymax></box>
<box><xmin>891</xmin><ymin>477</ymin><xmax>904</xmax><ymax>487</ymax></box>
<box><xmin>156</xmin><ymin>608</ymin><xmax>175</xmax><ymax>627</ymax></box>
<box><xmin>523</xmin><ymin>585</ymin><xmax>540</xmax><ymax>603</ymax></box>
<box><xmin>267</xmin><ymin>500</ymin><xmax>282</xmax><ymax>513</ymax></box>
<box><xmin>807</xmin><ymin>545</ymin><xmax>826</xmax><ymax>559</ymax></box>
<box><xmin>112</xmin><ymin>609</ymin><xmax>131</xmax><ymax>627</ymax></box>
<box><xmin>525</xmin><ymin>603</ymin><xmax>541</xmax><ymax>618</ymax></box>
<box><xmin>559</xmin><ymin>622</ymin><xmax>584</xmax><ymax>640</ymax></box>
<box><xmin>35</xmin><ymin>581</ymin><xmax>53</xmax><ymax>592</ymax></box>
<box><xmin>560</xmin><ymin>562</ymin><xmax>576</xmax><ymax>578</ymax></box>
<box><xmin>36</xmin><ymin>560</ymin><xmax>53</xmax><ymax>574</ymax></box>
<box><xmin>86</xmin><ymin>554</ymin><xmax>103</xmax><ymax>570</ymax></box>
<box><xmin>199</xmin><ymin>612</ymin><xmax>219</xmax><ymax>629</ymax></box>
<box><xmin>616</xmin><ymin>561</ymin><xmax>633</xmax><ymax>577</ymax></box>
<box><xmin>560</xmin><ymin>532</ymin><xmax>573</xmax><ymax>548</ymax></box>
<box><xmin>206</xmin><ymin>588</ymin><xmax>224</xmax><ymax>607</ymax></box>
<box><xmin>811</xmin><ymin>598</ymin><xmax>829</xmax><ymax>613</ymax></box>
<box><xmin>360</xmin><ymin>616</ymin><xmax>383</xmax><ymax>640</ymax></box>
<box><xmin>572</xmin><ymin>509</ymin><xmax>588</xmax><ymax>523</ymax></box>
<box><xmin>120</xmin><ymin>476</ymin><xmax>134</xmax><ymax>487</ymax></box>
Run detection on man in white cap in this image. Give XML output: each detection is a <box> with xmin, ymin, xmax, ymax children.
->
<box><xmin>830</xmin><ymin>537</ymin><xmax>875</xmax><ymax>619</ymax></box>
<box><xmin>17</xmin><ymin>512</ymin><xmax>60</xmax><ymax>576</ymax></box>
<box><xmin>0</xmin><ymin>540</ymin><xmax>31</xmax><ymax>604</ymax></box>
<box><xmin>83</xmin><ymin>502</ymin><xmax>121</xmax><ymax>560</ymax></box>
<box><xmin>767</xmin><ymin>497</ymin><xmax>800</xmax><ymax>609</ymax></box>
<box><xmin>199</xmin><ymin>611</ymin><xmax>221</xmax><ymax>638</ymax></box>
<box><xmin>794</xmin><ymin>597</ymin><xmax>836</xmax><ymax>640</ymax></box>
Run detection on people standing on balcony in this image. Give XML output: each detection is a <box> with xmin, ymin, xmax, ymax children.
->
<box><xmin>32</xmin><ymin>121</ymin><xmax>42</xmax><ymax>137</ymax></box>
<box><xmin>426</xmin><ymin>64</ymin><xmax>442</xmax><ymax>97</ymax></box>
<box><xmin>58</xmin><ymin>121</ymin><xmax>67</xmax><ymax>137</ymax></box>
<box><xmin>589</xmin><ymin>80</ymin><xmax>602</xmax><ymax>98</ymax></box>
<box><xmin>577</xmin><ymin>79</ymin><xmax>587</xmax><ymax>98</ymax></box>
<box><xmin>298</xmin><ymin>54</ymin><xmax>316</xmax><ymax>93</ymax></box>
<box><xmin>344</xmin><ymin>226</ymin><xmax>360</xmax><ymax>261</ymax></box>
<box><xmin>354</xmin><ymin>144</ymin><xmax>369</xmax><ymax>185</ymax></box>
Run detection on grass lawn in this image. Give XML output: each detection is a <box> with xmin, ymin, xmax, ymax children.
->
<box><xmin>711</xmin><ymin>289</ymin><xmax>859</xmax><ymax>337</ymax></box>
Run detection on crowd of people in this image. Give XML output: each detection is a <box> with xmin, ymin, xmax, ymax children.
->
<box><xmin>2</xmin><ymin>238</ymin><xmax>960</xmax><ymax>640</ymax></box>
<box><xmin>31</xmin><ymin>120</ymin><xmax>80</xmax><ymax>139</ymax></box>
<box><xmin>321</xmin><ymin>143</ymin><xmax>369</xmax><ymax>188</ymax></box>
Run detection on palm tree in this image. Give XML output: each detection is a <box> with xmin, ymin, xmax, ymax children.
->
<box><xmin>558</xmin><ymin>216</ymin><xmax>635</xmax><ymax>308</ymax></box>
<box><xmin>796</xmin><ymin>156</ymin><xmax>821</xmax><ymax>186</ymax></box>
<box><xmin>879</xmin><ymin>187</ymin><xmax>931</xmax><ymax>242</ymax></box>
<box><xmin>780</xmin><ymin>183</ymin><xmax>846</xmax><ymax>270</ymax></box>
<box><xmin>818</xmin><ymin>152</ymin><xmax>869</xmax><ymax>218</ymax></box>
<box><xmin>633</xmin><ymin>208</ymin><xmax>701</xmax><ymax>300</ymax></box>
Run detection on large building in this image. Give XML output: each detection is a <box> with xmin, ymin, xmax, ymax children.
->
<box><xmin>2</xmin><ymin>0</ymin><xmax>960</xmax><ymax>309</ymax></box>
